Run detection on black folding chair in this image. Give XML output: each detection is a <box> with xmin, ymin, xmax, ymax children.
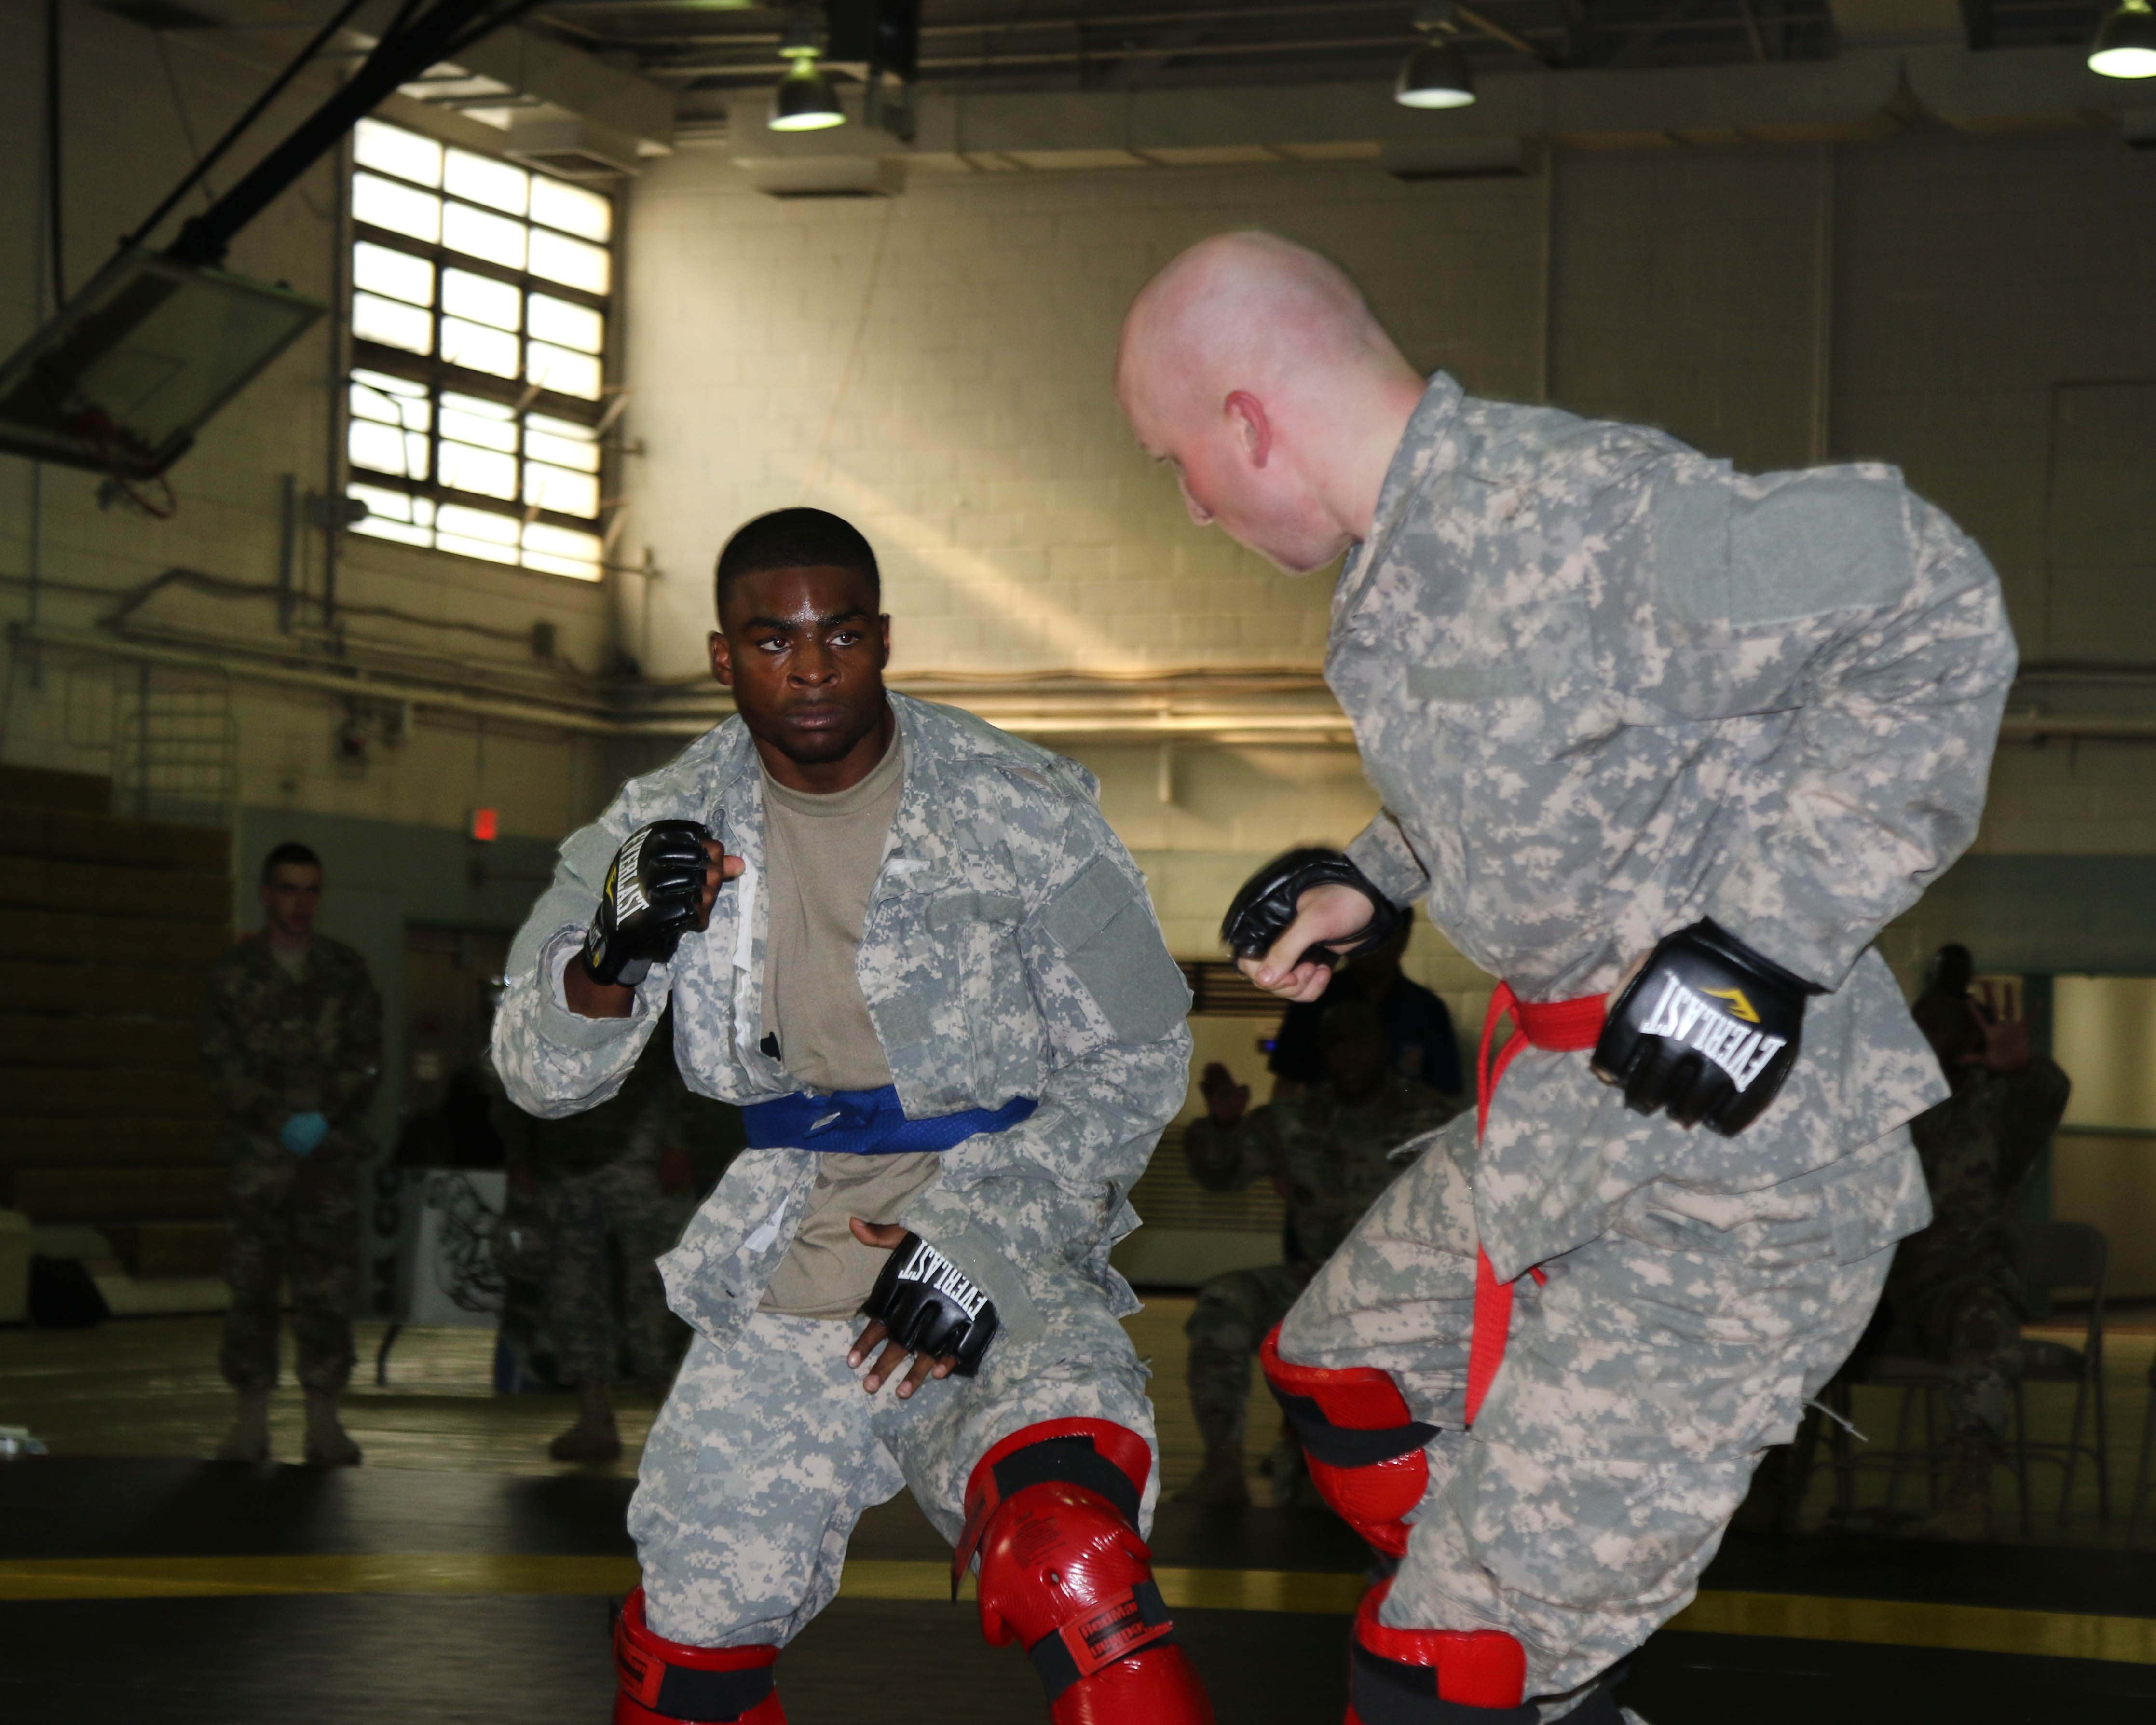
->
<box><xmin>2006</xmin><ymin>1219</ymin><xmax>2110</xmax><ymax>1531</ymax></box>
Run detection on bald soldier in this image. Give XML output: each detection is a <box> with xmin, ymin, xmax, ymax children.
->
<box><xmin>1117</xmin><ymin>233</ymin><xmax>2015</xmax><ymax>1720</ymax></box>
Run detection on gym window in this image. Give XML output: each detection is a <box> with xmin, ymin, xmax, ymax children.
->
<box><xmin>343</xmin><ymin>118</ymin><xmax>614</xmax><ymax>582</ymax></box>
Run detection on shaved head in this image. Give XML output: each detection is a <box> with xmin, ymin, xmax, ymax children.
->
<box><xmin>1117</xmin><ymin>232</ymin><xmax>1426</xmax><ymax>573</ymax></box>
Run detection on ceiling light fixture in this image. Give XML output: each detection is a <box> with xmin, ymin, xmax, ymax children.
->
<box><xmin>2090</xmin><ymin>0</ymin><xmax>2156</xmax><ymax>77</ymax></box>
<box><xmin>1396</xmin><ymin>1</ymin><xmax>1477</xmax><ymax>109</ymax></box>
<box><xmin>770</xmin><ymin>3</ymin><xmax>844</xmax><ymax>131</ymax></box>
<box><xmin>778</xmin><ymin>1</ymin><xmax>821</xmax><ymax>61</ymax></box>
<box><xmin>771</xmin><ymin>59</ymin><xmax>845</xmax><ymax>131</ymax></box>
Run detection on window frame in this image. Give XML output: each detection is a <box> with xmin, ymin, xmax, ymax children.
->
<box><xmin>341</xmin><ymin>123</ymin><xmax>619</xmax><ymax>581</ymax></box>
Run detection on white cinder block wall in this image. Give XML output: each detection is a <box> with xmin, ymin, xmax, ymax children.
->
<box><xmin>620</xmin><ymin>126</ymin><xmax>2156</xmax><ymax>1051</ymax></box>
<box><xmin>4</xmin><ymin>4</ymin><xmax>2156</xmax><ymax>1008</ymax></box>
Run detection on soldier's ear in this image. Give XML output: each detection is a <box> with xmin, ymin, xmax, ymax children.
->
<box><xmin>1225</xmin><ymin>390</ymin><xmax>1272</xmax><ymax>468</ymax></box>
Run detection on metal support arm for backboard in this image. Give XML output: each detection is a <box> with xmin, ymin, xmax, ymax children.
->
<box><xmin>0</xmin><ymin>0</ymin><xmax>551</xmax><ymax>481</ymax></box>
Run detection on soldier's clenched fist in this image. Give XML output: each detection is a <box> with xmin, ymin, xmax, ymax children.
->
<box><xmin>580</xmin><ymin>821</ymin><xmax>723</xmax><ymax>987</ymax></box>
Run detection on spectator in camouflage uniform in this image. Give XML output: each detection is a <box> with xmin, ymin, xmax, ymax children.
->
<box><xmin>1120</xmin><ymin>233</ymin><xmax>2013</xmax><ymax>1713</ymax></box>
<box><xmin>495</xmin><ymin>1015</ymin><xmax>703</xmax><ymax>1462</ymax></box>
<box><xmin>1177</xmin><ymin>1003</ymin><xmax>1460</xmax><ymax>1505</ymax></box>
<box><xmin>1888</xmin><ymin>945</ymin><xmax>2071</xmax><ymax>1539</ymax></box>
<box><xmin>1266</xmin><ymin>921</ymin><xmax>1464</xmax><ymax>1102</ymax></box>
<box><xmin>198</xmin><ymin>841</ymin><xmax>382</xmax><ymax>1466</ymax></box>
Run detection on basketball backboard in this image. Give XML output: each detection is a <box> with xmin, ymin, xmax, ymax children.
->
<box><xmin>0</xmin><ymin>247</ymin><xmax>324</xmax><ymax>480</ymax></box>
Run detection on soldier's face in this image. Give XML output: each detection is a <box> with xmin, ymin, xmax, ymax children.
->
<box><xmin>710</xmin><ymin>564</ymin><xmax>892</xmax><ymax>770</ymax></box>
<box><xmin>260</xmin><ymin>865</ymin><xmax>322</xmax><ymax>941</ymax></box>
<box><xmin>1123</xmin><ymin>383</ymin><xmax>1348</xmax><ymax>576</ymax></box>
<box><xmin>1324</xmin><ymin>1034</ymin><xmax>1385</xmax><ymax>1101</ymax></box>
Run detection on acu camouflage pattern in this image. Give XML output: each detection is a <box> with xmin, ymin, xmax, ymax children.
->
<box><xmin>1290</xmin><ymin>374</ymin><xmax>2015</xmax><ymax>1697</ymax></box>
<box><xmin>1888</xmin><ymin>1054</ymin><xmax>2072</xmax><ymax>1439</ymax></box>
<box><xmin>197</xmin><ymin>933</ymin><xmax>383</xmax><ymax>1395</ymax></box>
<box><xmin>632</xmin><ymin>1302</ymin><xmax>1156</xmax><ymax>1647</ymax></box>
<box><xmin>1284</xmin><ymin>1125</ymin><xmax>1896</xmax><ymax>1703</ymax></box>
<box><xmin>495</xmin><ymin>1031</ymin><xmax>698</xmax><ymax>1393</ymax></box>
<box><xmin>1182</xmin><ymin>1075</ymin><xmax>1460</xmax><ymax>1449</ymax></box>
<box><xmin>1186</xmin><ymin>1073</ymin><xmax>1462</xmax><ymax>1269</ymax></box>
<box><xmin>492</xmin><ymin>692</ymin><xmax>1192</xmax><ymax>1354</ymax></box>
<box><xmin>492</xmin><ymin>694</ymin><xmax>1188</xmax><ymax>1647</ymax></box>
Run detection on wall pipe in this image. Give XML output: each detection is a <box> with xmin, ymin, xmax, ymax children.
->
<box><xmin>15</xmin><ymin>626</ymin><xmax>2143</xmax><ymax>750</ymax></box>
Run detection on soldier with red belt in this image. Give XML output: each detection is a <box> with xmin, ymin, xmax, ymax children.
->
<box><xmin>1117</xmin><ymin>233</ymin><xmax>2015</xmax><ymax>1719</ymax></box>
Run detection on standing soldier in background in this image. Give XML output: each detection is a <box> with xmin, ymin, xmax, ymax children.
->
<box><xmin>1890</xmin><ymin>945</ymin><xmax>2072</xmax><ymax>1540</ymax></box>
<box><xmin>1119</xmin><ymin>232</ymin><xmax>2013</xmax><ymax>1720</ymax></box>
<box><xmin>198</xmin><ymin>842</ymin><xmax>382</xmax><ymax>1466</ymax></box>
<box><xmin>1178</xmin><ymin>1003</ymin><xmax>1460</xmax><ymax>1506</ymax></box>
<box><xmin>495</xmin><ymin>1014</ymin><xmax>704</xmax><ymax>1463</ymax></box>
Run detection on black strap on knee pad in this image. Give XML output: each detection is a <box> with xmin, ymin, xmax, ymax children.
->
<box><xmin>641</xmin><ymin>1665</ymin><xmax>775</xmax><ymax>1722</ymax></box>
<box><xmin>984</xmin><ymin>1434</ymin><xmax>1144</xmax><ymax>1529</ymax></box>
<box><xmin>1269</xmin><ymin>1386</ymin><xmax>1438</xmax><ymax>1471</ymax></box>
<box><xmin>1351</xmin><ymin>1645</ymin><xmax>1537</xmax><ymax>1725</ymax></box>
<box><xmin>1026</xmin><ymin>1579</ymin><xmax>1176</xmax><ymax>1702</ymax></box>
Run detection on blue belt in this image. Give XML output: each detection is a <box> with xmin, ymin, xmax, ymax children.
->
<box><xmin>741</xmin><ymin>1084</ymin><xmax>1037</xmax><ymax>1155</ymax></box>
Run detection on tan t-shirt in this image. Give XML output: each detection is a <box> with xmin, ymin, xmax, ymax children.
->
<box><xmin>754</xmin><ymin>733</ymin><xmax>944</xmax><ymax>1319</ymax></box>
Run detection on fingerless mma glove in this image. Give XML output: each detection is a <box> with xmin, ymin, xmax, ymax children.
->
<box><xmin>580</xmin><ymin>820</ymin><xmax>713</xmax><ymax>988</ymax></box>
<box><xmin>1591</xmin><ymin>919</ymin><xmax>1821</xmax><ymax>1136</ymax></box>
<box><xmin>1219</xmin><ymin>848</ymin><xmax>1403</xmax><ymax>969</ymax></box>
<box><xmin>859</xmin><ymin>1231</ymin><xmax>1000</xmax><ymax>1377</ymax></box>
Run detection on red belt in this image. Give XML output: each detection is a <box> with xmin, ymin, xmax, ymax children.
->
<box><xmin>1463</xmin><ymin>982</ymin><xmax>1607</xmax><ymax>1426</ymax></box>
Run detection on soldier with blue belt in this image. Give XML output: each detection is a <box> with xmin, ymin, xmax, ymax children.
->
<box><xmin>493</xmin><ymin>509</ymin><xmax>1214</xmax><ymax>1725</ymax></box>
<box><xmin>1117</xmin><ymin>233</ymin><xmax>2016</xmax><ymax>1720</ymax></box>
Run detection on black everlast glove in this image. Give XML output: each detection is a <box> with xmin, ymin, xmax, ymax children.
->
<box><xmin>1220</xmin><ymin>847</ymin><xmax>1404</xmax><ymax>970</ymax></box>
<box><xmin>580</xmin><ymin>820</ymin><xmax>713</xmax><ymax>987</ymax></box>
<box><xmin>859</xmin><ymin>1232</ymin><xmax>999</xmax><ymax>1377</ymax></box>
<box><xmin>1591</xmin><ymin>919</ymin><xmax>1822</xmax><ymax>1136</ymax></box>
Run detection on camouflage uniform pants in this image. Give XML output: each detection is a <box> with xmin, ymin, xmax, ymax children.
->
<box><xmin>629</xmin><ymin>1299</ymin><xmax>1157</xmax><ymax>1648</ymax></box>
<box><xmin>220</xmin><ymin>1145</ymin><xmax>361</xmax><ymax>1396</ymax></box>
<box><xmin>546</xmin><ymin>1160</ymin><xmax>696</xmax><ymax>1394</ymax></box>
<box><xmin>1280</xmin><ymin>1132</ymin><xmax>1896</xmax><ymax>1701</ymax></box>
<box><xmin>1900</xmin><ymin>1277</ymin><xmax>2022</xmax><ymax>1442</ymax></box>
<box><xmin>1185</xmin><ymin>1261</ymin><xmax>1312</xmax><ymax>1449</ymax></box>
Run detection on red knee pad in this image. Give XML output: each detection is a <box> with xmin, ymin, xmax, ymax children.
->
<box><xmin>1260</xmin><ymin>1326</ymin><xmax>1435</xmax><ymax>1557</ymax></box>
<box><xmin>613</xmin><ymin>1588</ymin><xmax>785</xmax><ymax>1725</ymax></box>
<box><xmin>1347</xmin><ymin>1581</ymin><xmax>1532</xmax><ymax>1723</ymax></box>
<box><xmin>963</xmin><ymin>1423</ymin><xmax>1214</xmax><ymax>1725</ymax></box>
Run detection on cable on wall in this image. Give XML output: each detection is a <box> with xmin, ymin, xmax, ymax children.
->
<box><xmin>44</xmin><ymin>0</ymin><xmax>63</xmax><ymax>306</ymax></box>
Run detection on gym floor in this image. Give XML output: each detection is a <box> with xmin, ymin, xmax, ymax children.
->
<box><xmin>4</xmin><ymin>1302</ymin><xmax>2155</xmax><ymax>1723</ymax></box>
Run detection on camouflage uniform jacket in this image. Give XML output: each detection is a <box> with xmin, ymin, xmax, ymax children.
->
<box><xmin>1184</xmin><ymin>1075</ymin><xmax>1462</xmax><ymax>1267</ymax></box>
<box><xmin>197</xmin><ymin>932</ymin><xmax>383</xmax><ymax>1158</ymax></box>
<box><xmin>493</xmin><ymin>1030</ymin><xmax>679</xmax><ymax>1181</ymax></box>
<box><xmin>492</xmin><ymin>693</ymin><xmax>1194</xmax><ymax>1351</ymax></box>
<box><xmin>1334</xmin><ymin>375</ymin><xmax>2017</xmax><ymax>1281</ymax></box>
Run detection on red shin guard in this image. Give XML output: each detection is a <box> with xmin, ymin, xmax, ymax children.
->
<box><xmin>963</xmin><ymin>1423</ymin><xmax>1214</xmax><ymax>1725</ymax></box>
<box><xmin>1259</xmin><ymin>1327</ymin><xmax>1435</xmax><ymax>1557</ymax></box>
<box><xmin>1346</xmin><ymin>1581</ymin><xmax>1532</xmax><ymax>1724</ymax></box>
<box><xmin>613</xmin><ymin>1588</ymin><xmax>785</xmax><ymax>1725</ymax></box>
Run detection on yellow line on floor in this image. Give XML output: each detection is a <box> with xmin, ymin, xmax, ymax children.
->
<box><xmin>1670</xmin><ymin>1588</ymin><xmax>2156</xmax><ymax>1667</ymax></box>
<box><xmin>0</xmin><ymin>1554</ymin><xmax>642</xmax><ymax>1600</ymax></box>
<box><xmin>1</xmin><ymin>1556</ymin><xmax>2153</xmax><ymax>1668</ymax></box>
